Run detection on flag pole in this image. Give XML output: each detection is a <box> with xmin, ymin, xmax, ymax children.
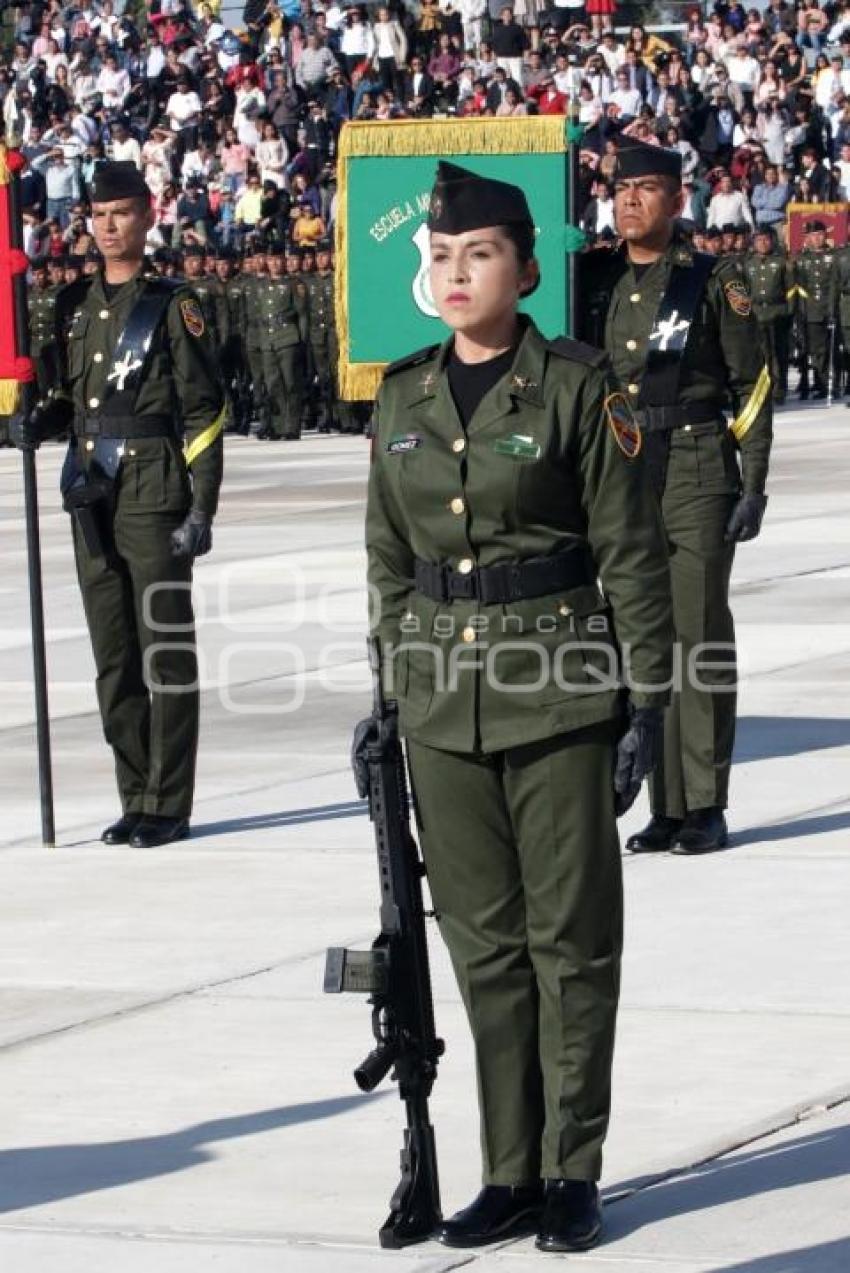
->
<box><xmin>1</xmin><ymin>140</ymin><xmax>55</xmax><ymax>846</ymax></box>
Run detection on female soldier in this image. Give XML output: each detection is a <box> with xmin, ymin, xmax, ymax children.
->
<box><xmin>364</xmin><ymin>162</ymin><xmax>672</xmax><ymax>1252</ymax></box>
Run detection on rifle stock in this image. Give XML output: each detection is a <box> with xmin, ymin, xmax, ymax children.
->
<box><xmin>324</xmin><ymin>637</ymin><xmax>443</xmax><ymax>1248</ymax></box>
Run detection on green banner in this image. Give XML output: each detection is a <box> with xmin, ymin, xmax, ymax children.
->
<box><xmin>346</xmin><ymin>153</ymin><xmax>569</xmax><ymax>365</ymax></box>
<box><xmin>335</xmin><ymin>119</ymin><xmax>573</xmax><ymax>399</ymax></box>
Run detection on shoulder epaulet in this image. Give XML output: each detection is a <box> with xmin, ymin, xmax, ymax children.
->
<box><xmin>545</xmin><ymin>336</ymin><xmax>607</xmax><ymax>369</ymax></box>
<box><xmin>383</xmin><ymin>343</ymin><xmax>441</xmax><ymax>378</ymax></box>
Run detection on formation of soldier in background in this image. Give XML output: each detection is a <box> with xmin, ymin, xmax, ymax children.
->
<box><xmin>10</xmin><ymin>215</ymin><xmax>850</xmax><ymax>456</ymax></box>
<box><xmin>6</xmin><ymin>236</ymin><xmax>370</xmax><ymax>450</ymax></box>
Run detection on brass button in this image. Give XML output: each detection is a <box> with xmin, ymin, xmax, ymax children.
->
<box><xmin>89</xmin><ymin>397</ymin><xmax>100</xmax><ymax>408</ymax></box>
<box><xmin>457</xmin><ymin>557</ymin><xmax>473</xmax><ymax>574</ymax></box>
<box><xmin>93</xmin><ymin>352</ymin><xmax>103</xmax><ymax>363</ymax></box>
<box><xmin>403</xmin><ymin>610</ymin><xmax>413</xmax><ymax>621</ymax></box>
<box><xmin>85</xmin><ymin>439</ymin><xmax>94</xmax><ymax>452</ymax></box>
<box><xmin>461</xmin><ymin>626</ymin><xmax>476</xmax><ymax>644</ymax></box>
<box><xmin>626</xmin><ymin>339</ymin><xmax>637</xmax><ymax>351</ymax></box>
<box><xmin>630</xmin><ymin>292</ymin><xmax>641</xmax><ymax>303</ymax></box>
<box><xmin>627</xmin><ymin>383</ymin><xmax>639</xmax><ymax>396</ymax></box>
<box><xmin>452</xmin><ymin>438</ymin><xmax>466</xmax><ymax>453</ymax></box>
<box><xmin>683</xmin><ymin>423</ymin><xmax>692</xmax><ymax>433</ymax></box>
<box><xmin>450</xmin><ymin>497</ymin><xmax>465</xmax><ymax>515</ymax></box>
<box><xmin>99</xmin><ymin>309</ymin><xmax>109</xmax><ymax>319</ymax></box>
<box><xmin>558</xmin><ymin>603</ymin><xmax>572</xmax><ymax>617</ymax></box>
<box><xmin>128</xmin><ymin>448</ymin><xmax>136</xmax><ymax>457</ymax></box>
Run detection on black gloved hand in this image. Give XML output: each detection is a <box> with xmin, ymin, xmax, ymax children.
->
<box><xmin>170</xmin><ymin>509</ymin><xmax>213</xmax><ymax>560</ymax></box>
<box><xmin>9</xmin><ymin>411</ymin><xmax>42</xmax><ymax>452</ymax></box>
<box><xmin>10</xmin><ymin>397</ymin><xmax>74</xmax><ymax>451</ymax></box>
<box><xmin>614</xmin><ymin>705</ymin><xmax>663</xmax><ymax>817</ymax></box>
<box><xmin>351</xmin><ymin>716</ymin><xmax>378</xmax><ymax>798</ymax></box>
<box><xmin>725</xmin><ymin>493</ymin><xmax>767</xmax><ymax>543</ymax></box>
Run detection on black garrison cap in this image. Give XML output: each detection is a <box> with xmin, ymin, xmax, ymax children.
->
<box><xmin>804</xmin><ymin>218</ymin><xmax>827</xmax><ymax>232</ymax></box>
<box><xmin>90</xmin><ymin>160</ymin><xmax>151</xmax><ymax>203</ymax></box>
<box><xmin>614</xmin><ymin>138</ymin><xmax>682</xmax><ymax>184</ymax></box>
<box><xmin>427</xmin><ymin>161</ymin><xmax>534</xmax><ymax>234</ymax></box>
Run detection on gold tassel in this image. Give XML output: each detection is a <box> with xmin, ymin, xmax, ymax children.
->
<box><xmin>0</xmin><ymin>380</ymin><xmax>21</xmax><ymax>414</ymax></box>
<box><xmin>337</xmin><ymin>116</ymin><xmax>566</xmax><ymax>160</ymax></box>
<box><xmin>335</xmin><ymin>118</ymin><xmax>567</xmax><ymax>400</ymax></box>
<box><xmin>0</xmin><ymin>143</ymin><xmax>10</xmax><ymax>187</ymax></box>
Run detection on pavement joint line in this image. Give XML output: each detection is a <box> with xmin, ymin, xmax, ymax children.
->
<box><xmin>0</xmin><ymin>937</ymin><xmax>370</xmax><ymax>1057</ymax></box>
<box><xmin>601</xmin><ymin>1083</ymin><xmax>850</xmax><ymax>1209</ymax></box>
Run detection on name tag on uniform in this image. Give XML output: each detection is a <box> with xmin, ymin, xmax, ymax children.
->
<box><xmin>494</xmin><ymin>433</ymin><xmax>541</xmax><ymax>460</ymax></box>
<box><xmin>387</xmin><ymin>433</ymin><xmax>423</xmax><ymax>454</ymax></box>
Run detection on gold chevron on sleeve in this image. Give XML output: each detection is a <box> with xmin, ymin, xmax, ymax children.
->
<box><xmin>184</xmin><ymin>404</ymin><xmax>226</xmax><ymax>467</ymax></box>
<box><xmin>731</xmin><ymin>366</ymin><xmax>771</xmax><ymax>442</ymax></box>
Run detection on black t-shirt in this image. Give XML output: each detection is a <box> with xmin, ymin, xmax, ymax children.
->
<box><xmin>447</xmin><ymin>342</ymin><xmax>518</xmax><ymax>430</ymax></box>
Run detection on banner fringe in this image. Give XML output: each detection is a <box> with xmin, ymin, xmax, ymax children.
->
<box><xmin>335</xmin><ymin>118</ymin><xmax>567</xmax><ymax>401</ymax></box>
<box><xmin>0</xmin><ymin>379</ymin><xmax>21</xmax><ymax>414</ymax></box>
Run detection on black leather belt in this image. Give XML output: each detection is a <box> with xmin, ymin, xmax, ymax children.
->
<box><xmin>75</xmin><ymin>414</ymin><xmax>175</xmax><ymax>439</ymax></box>
<box><xmin>633</xmin><ymin>403</ymin><xmax>725</xmax><ymax>433</ymax></box>
<box><xmin>414</xmin><ymin>549</ymin><xmax>594</xmax><ymax>605</ymax></box>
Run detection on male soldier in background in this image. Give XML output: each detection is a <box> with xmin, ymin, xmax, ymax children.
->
<box><xmin>182</xmin><ymin>244</ymin><xmax>220</xmax><ymax>348</ymax></box>
<box><xmin>702</xmin><ymin>226</ymin><xmax>722</xmax><ymax>257</ymax></box>
<box><xmin>10</xmin><ymin>161</ymin><xmax>224</xmax><ymax>848</ymax></box>
<box><xmin>251</xmin><ymin>243</ymin><xmax>309</xmax><ymax>440</ymax></box>
<box><xmin>834</xmin><ymin>235</ymin><xmax>850</xmax><ymax>398</ymax></box>
<box><xmin>793</xmin><ymin>219</ymin><xmax>838</xmax><ymax>400</ymax></box>
<box><xmin>28</xmin><ymin>256</ymin><xmax>59</xmax><ymax>400</ymax></box>
<box><xmin>213</xmin><ymin>247</ymin><xmax>249</xmax><ymax>434</ymax></box>
<box><xmin>304</xmin><ymin>238</ymin><xmax>336</xmax><ymax>432</ymax></box>
<box><xmin>581</xmin><ymin>139</ymin><xmax>772</xmax><ymax>854</ymax></box>
<box><xmin>744</xmin><ymin>227</ymin><xmax>793</xmax><ymax>404</ymax></box>
<box><xmin>242</xmin><ymin>242</ymin><xmax>268</xmax><ymax>433</ymax></box>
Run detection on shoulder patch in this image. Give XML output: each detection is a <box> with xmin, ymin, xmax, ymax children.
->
<box><xmin>180</xmin><ymin>297</ymin><xmax>205</xmax><ymax>337</ymax></box>
<box><xmin>724</xmin><ymin>280</ymin><xmax>752</xmax><ymax>317</ymax></box>
<box><xmin>546</xmin><ymin>336</ymin><xmax>608</xmax><ymax>369</ymax></box>
<box><xmin>604</xmin><ymin>392</ymin><xmax>642</xmax><ymax>459</ymax></box>
<box><xmin>383</xmin><ymin>343</ymin><xmax>441</xmax><ymax>379</ymax></box>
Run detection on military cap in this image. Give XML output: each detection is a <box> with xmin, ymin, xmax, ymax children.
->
<box><xmin>720</xmin><ymin>222</ymin><xmax>738</xmax><ymax>234</ymax></box>
<box><xmin>315</xmin><ymin>237</ymin><xmax>333</xmax><ymax>252</ymax></box>
<box><xmin>214</xmin><ymin>245</ymin><xmax>235</xmax><ymax>261</ymax></box>
<box><xmin>67</xmin><ymin>254</ymin><xmax>86</xmax><ymax>269</ymax></box>
<box><xmin>704</xmin><ymin>226</ymin><xmax>722</xmax><ymax>240</ymax></box>
<box><xmin>30</xmin><ymin>255</ymin><xmax>48</xmax><ymax>270</ymax></box>
<box><xmin>804</xmin><ymin>218</ymin><xmax>827</xmax><ymax>232</ymax></box>
<box><xmin>427</xmin><ymin>161</ymin><xmax>533</xmax><ymax>234</ymax></box>
<box><xmin>266</xmin><ymin>242</ymin><xmax>286</xmax><ymax>257</ymax></box>
<box><xmin>614</xmin><ymin>138</ymin><xmax>682</xmax><ymax>183</ymax></box>
<box><xmin>47</xmin><ymin>254</ymin><xmax>67</xmax><ymax>268</ymax></box>
<box><xmin>183</xmin><ymin>243</ymin><xmax>205</xmax><ymax>257</ymax></box>
<box><xmin>91</xmin><ymin>160</ymin><xmax>151</xmax><ymax>203</ymax></box>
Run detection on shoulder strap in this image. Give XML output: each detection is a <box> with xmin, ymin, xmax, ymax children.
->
<box><xmin>101</xmin><ymin>278</ymin><xmax>181</xmax><ymax>415</ymax></box>
<box><xmin>383</xmin><ymin>343</ymin><xmax>441</xmax><ymax>379</ymax></box>
<box><xmin>638</xmin><ymin>252</ymin><xmax>716</xmax><ymax>409</ymax></box>
<box><xmin>545</xmin><ymin>335</ymin><xmax>607</xmax><ymax>369</ymax></box>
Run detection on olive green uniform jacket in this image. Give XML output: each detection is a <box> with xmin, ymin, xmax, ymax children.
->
<box><xmin>367</xmin><ymin>317</ymin><xmax>673</xmax><ymax>755</ymax></box>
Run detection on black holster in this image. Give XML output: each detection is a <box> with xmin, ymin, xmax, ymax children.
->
<box><xmin>60</xmin><ymin>446</ymin><xmax>116</xmax><ymax>559</ymax></box>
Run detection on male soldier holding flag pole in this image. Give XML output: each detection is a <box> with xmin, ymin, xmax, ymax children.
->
<box><xmin>11</xmin><ymin>161</ymin><xmax>225</xmax><ymax>848</ymax></box>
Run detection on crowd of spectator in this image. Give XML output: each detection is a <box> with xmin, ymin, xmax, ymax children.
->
<box><xmin>4</xmin><ymin>0</ymin><xmax>850</xmax><ymax>257</ymax></box>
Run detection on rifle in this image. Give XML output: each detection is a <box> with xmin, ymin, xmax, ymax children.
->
<box><xmin>324</xmin><ymin>636</ymin><xmax>443</xmax><ymax>1249</ymax></box>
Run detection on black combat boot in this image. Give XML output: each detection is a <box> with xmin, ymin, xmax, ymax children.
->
<box><xmin>625</xmin><ymin>814</ymin><xmax>683</xmax><ymax>853</ymax></box>
<box><xmin>436</xmin><ymin>1184</ymin><xmax>543</xmax><ymax>1247</ymax></box>
<box><xmin>669</xmin><ymin>807</ymin><xmax>728</xmax><ymax>854</ymax></box>
<box><xmin>536</xmin><ymin>1180</ymin><xmax>602</xmax><ymax>1252</ymax></box>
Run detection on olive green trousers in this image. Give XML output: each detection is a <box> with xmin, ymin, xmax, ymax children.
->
<box><xmin>407</xmin><ymin>722</ymin><xmax>622</xmax><ymax>1185</ymax></box>
<box><xmin>72</xmin><ymin>508</ymin><xmax>199</xmax><ymax>820</ymax></box>
<box><xmin>650</xmin><ymin>484</ymin><xmax>738</xmax><ymax>820</ymax></box>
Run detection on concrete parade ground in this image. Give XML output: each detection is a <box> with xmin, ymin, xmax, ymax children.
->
<box><xmin>0</xmin><ymin>403</ymin><xmax>848</xmax><ymax>1273</ymax></box>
